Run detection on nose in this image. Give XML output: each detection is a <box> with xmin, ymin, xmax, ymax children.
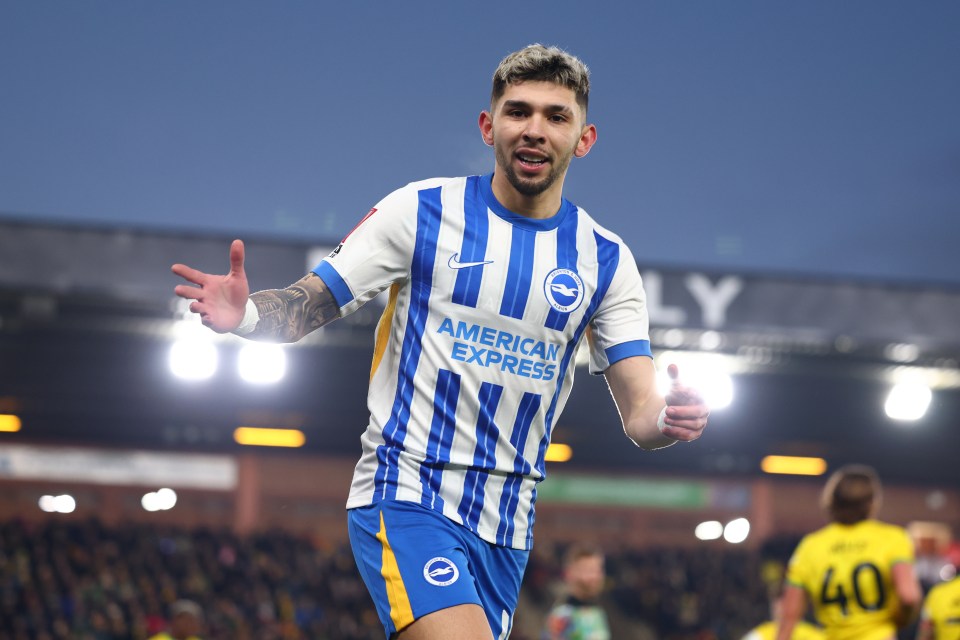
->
<box><xmin>522</xmin><ymin>114</ymin><xmax>547</xmax><ymax>143</ymax></box>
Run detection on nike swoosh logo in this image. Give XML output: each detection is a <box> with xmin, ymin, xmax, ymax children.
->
<box><xmin>448</xmin><ymin>253</ymin><xmax>493</xmax><ymax>270</ymax></box>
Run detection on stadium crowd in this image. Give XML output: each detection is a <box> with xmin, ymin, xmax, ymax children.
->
<box><xmin>0</xmin><ymin>518</ymin><xmax>831</xmax><ymax>639</ymax></box>
<box><xmin>0</xmin><ymin>518</ymin><xmax>377</xmax><ymax>640</ymax></box>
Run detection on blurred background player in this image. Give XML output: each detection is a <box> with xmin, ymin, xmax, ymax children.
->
<box><xmin>148</xmin><ymin>599</ymin><xmax>204</xmax><ymax>640</ymax></box>
<box><xmin>741</xmin><ymin>588</ymin><xmax>825</xmax><ymax>640</ymax></box>
<box><xmin>777</xmin><ymin>464</ymin><xmax>922</xmax><ymax>640</ymax></box>
<box><xmin>543</xmin><ymin>543</ymin><xmax>610</xmax><ymax>640</ymax></box>
<box><xmin>916</xmin><ymin>572</ymin><xmax>960</xmax><ymax>640</ymax></box>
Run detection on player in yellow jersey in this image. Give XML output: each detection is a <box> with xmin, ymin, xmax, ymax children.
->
<box><xmin>917</xmin><ymin>575</ymin><xmax>960</xmax><ymax>640</ymax></box>
<box><xmin>745</xmin><ymin>619</ymin><xmax>825</xmax><ymax>640</ymax></box>
<box><xmin>742</xmin><ymin>589</ymin><xmax>825</xmax><ymax>640</ymax></box>
<box><xmin>777</xmin><ymin>465</ymin><xmax>922</xmax><ymax>640</ymax></box>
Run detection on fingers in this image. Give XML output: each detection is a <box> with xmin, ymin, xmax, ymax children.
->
<box><xmin>660</xmin><ymin>423</ymin><xmax>706</xmax><ymax>442</ymax></box>
<box><xmin>661</xmin><ymin>405</ymin><xmax>710</xmax><ymax>442</ymax></box>
<box><xmin>229</xmin><ymin>239</ymin><xmax>245</xmax><ymax>276</ymax></box>
<box><xmin>667</xmin><ymin>362</ymin><xmax>680</xmax><ymax>382</ymax></box>
<box><xmin>661</xmin><ymin>363</ymin><xmax>709</xmax><ymax>441</ymax></box>
<box><xmin>173</xmin><ymin>284</ymin><xmax>204</xmax><ymax>300</ymax></box>
<box><xmin>661</xmin><ymin>402</ymin><xmax>710</xmax><ymax>442</ymax></box>
<box><xmin>171</xmin><ymin>263</ymin><xmax>207</xmax><ymax>285</ymax></box>
<box><xmin>191</xmin><ymin>305</ymin><xmax>214</xmax><ymax>329</ymax></box>
<box><xmin>665</xmin><ymin>404</ymin><xmax>709</xmax><ymax>424</ymax></box>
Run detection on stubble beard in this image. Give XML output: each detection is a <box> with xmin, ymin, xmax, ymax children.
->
<box><xmin>495</xmin><ymin>144</ymin><xmax>574</xmax><ymax>198</ymax></box>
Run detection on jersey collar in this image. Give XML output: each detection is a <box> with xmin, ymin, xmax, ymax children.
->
<box><xmin>479</xmin><ymin>173</ymin><xmax>575</xmax><ymax>231</ymax></box>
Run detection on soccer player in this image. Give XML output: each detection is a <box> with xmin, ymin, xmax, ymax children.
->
<box><xmin>776</xmin><ymin>465</ymin><xmax>922</xmax><ymax>640</ymax></box>
<box><xmin>741</xmin><ymin>590</ymin><xmax>825</xmax><ymax>640</ymax></box>
<box><xmin>543</xmin><ymin>543</ymin><xmax>610</xmax><ymax>640</ymax></box>
<box><xmin>172</xmin><ymin>44</ymin><xmax>710</xmax><ymax>640</ymax></box>
<box><xmin>916</xmin><ymin>573</ymin><xmax>960</xmax><ymax>640</ymax></box>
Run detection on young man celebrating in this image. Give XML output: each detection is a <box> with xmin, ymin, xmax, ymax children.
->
<box><xmin>172</xmin><ymin>44</ymin><xmax>710</xmax><ymax>640</ymax></box>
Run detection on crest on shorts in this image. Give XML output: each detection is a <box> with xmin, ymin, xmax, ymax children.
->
<box><xmin>423</xmin><ymin>557</ymin><xmax>459</xmax><ymax>587</ymax></box>
<box><xmin>543</xmin><ymin>268</ymin><xmax>585</xmax><ymax>313</ymax></box>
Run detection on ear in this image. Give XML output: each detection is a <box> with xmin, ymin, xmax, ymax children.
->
<box><xmin>478</xmin><ymin>111</ymin><xmax>494</xmax><ymax>146</ymax></box>
<box><xmin>574</xmin><ymin>123</ymin><xmax>597</xmax><ymax>158</ymax></box>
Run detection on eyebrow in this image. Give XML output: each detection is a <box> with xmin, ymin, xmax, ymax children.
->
<box><xmin>501</xmin><ymin>99</ymin><xmax>575</xmax><ymax>116</ymax></box>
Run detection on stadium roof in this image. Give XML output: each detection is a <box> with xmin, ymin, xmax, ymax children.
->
<box><xmin>2</xmin><ymin>220</ymin><xmax>958</xmax><ymax>487</ymax></box>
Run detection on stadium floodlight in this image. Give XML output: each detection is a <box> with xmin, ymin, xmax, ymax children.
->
<box><xmin>155</xmin><ymin>488</ymin><xmax>177</xmax><ymax>510</ymax></box>
<box><xmin>702</xmin><ymin>371</ymin><xmax>734</xmax><ymax>410</ymax></box>
<box><xmin>168</xmin><ymin>318</ymin><xmax>220</xmax><ymax>381</ymax></box>
<box><xmin>142</xmin><ymin>488</ymin><xmax>178</xmax><ymax>512</ymax></box>
<box><xmin>169</xmin><ymin>338</ymin><xmax>218</xmax><ymax>381</ymax></box>
<box><xmin>141</xmin><ymin>492</ymin><xmax>159</xmax><ymax>512</ymax></box>
<box><xmin>56</xmin><ymin>495</ymin><xmax>76</xmax><ymax>513</ymax></box>
<box><xmin>237</xmin><ymin>342</ymin><xmax>287</xmax><ymax>384</ymax></box>
<box><xmin>656</xmin><ymin>352</ymin><xmax>735</xmax><ymax>410</ymax></box>
<box><xmin>723</xmin><ymin>517</ymin><xmax>750</xmax><ymax>544</ymax></box>
<box><xmin>39</xmin><ymin>494</ymin><xmax>76</xmax><ymax>514</ymax></box>
<box><xmin>884</xmin><ymin>381</ymin><xmax>932</xmax><ymax>421</ymax></box>
<box><xmin>695</xmin><ymin>520</ymin><xmax>724</xmax><ymax>541</ymax></box>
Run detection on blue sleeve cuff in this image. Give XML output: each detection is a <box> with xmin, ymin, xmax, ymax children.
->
<box><xmin>312</xmin><ymin>261</ymin><xmax>353</xmax><ymax>308</ymax></box>
<box><xmin>604</xmin><ymin>340</ymin><xmax>653</xmax><ymax>366</ymax></box>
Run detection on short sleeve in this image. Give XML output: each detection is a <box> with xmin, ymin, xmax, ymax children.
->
<box><xmin>785</xmin><ymin>536</ymin><xmax>813</xmax><ymax>592</ymax></box>
<box><xmin>312</xmin><ymin>183</ymin><xmax>420</xmax><ymax>316</ymax></box>
<box><xmin>587</xmin><ymin>239</ymin><xmax>652</xmax><ymax>374</ymax></box>
<box><xmin>888</xmin><ymin>525</ymin><xmax>916</xmax><ymax>566</ymax></box>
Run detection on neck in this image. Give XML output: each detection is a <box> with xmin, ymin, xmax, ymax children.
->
<box><xmin>490</xmin><ymin>171</ymin><xmax>565</xmax><ymax>219</ymax></box>
<box><xmin>569</xmin><ymin>589</ymin><xmax>599</xmax><ymax>603</ymax></box>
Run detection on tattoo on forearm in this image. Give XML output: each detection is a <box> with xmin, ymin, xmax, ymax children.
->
<box><xmin>247</xmin><ymin>273</ymin><xmax>340</xmax><ymax>342</ymax></box>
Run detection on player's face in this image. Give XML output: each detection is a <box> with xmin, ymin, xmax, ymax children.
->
<box><xmin>480</xmin><ymin>81</ymin><xmax>596</xmax><ymax>199</ymax></box>
<box><xmin>565</xmin><ymin>555</ymin><xmax>606</xmax><ymax>600</ymax></box>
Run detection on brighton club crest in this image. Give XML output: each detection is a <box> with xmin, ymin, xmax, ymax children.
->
<box><xmin>543</xmin><ymin>268</ymin><xmax>585</xmax><ymax>313</ymax></box>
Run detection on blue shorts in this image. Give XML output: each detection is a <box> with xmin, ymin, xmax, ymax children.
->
<box><xmin>347</xmin><ymin>501</ymin><xmax>529</xmax><ymax>639</ymax></box>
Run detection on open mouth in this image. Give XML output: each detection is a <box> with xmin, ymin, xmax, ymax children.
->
<box><xmin>517</xmin><ymin>153</ymin><xmax>548</xmax><ymax>169</ymax></box>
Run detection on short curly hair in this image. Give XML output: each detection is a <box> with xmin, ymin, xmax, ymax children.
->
<box><xmin>491</xmin><ymin>44</ymin><xmax>590</xmax><ymax>115</ymax></box>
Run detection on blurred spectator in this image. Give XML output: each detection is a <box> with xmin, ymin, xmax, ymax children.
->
<box><xmin>542</xmin><ymin>543</ymin><xmax>610</xmax><ymax>640</ymax></box>
<box><xmin>148</xmin><ymin>599</ymin><xmax>203</xmax><ymax>640</ymax></box>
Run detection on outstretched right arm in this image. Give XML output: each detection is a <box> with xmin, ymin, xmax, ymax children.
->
<box><xmin>243</xmin><ymin>272</ymin><xmax>340</xmax><ymax>342</ymax></box>
<box><xmin>172</xmin><ymin>239</ymin><xmax>340</xmax><ymax>343</ymax></box>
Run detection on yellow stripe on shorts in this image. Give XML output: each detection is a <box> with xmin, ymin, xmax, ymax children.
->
<box><xmin>376</xmin><ymin>511</ymin><xmax>414</xmax><ymax>630</ymax></box>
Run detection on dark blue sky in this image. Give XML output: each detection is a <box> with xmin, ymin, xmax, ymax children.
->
<box><xmin>2</xmin><ymin>1</ymin><xmax>958</xmax><ymax>285</ymax></box>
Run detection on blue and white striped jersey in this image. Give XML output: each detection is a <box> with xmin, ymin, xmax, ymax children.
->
<box><xmin>314</xmin><ymin>174</ymin><xmax>652</xmax><ymax>550</ymax></box>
